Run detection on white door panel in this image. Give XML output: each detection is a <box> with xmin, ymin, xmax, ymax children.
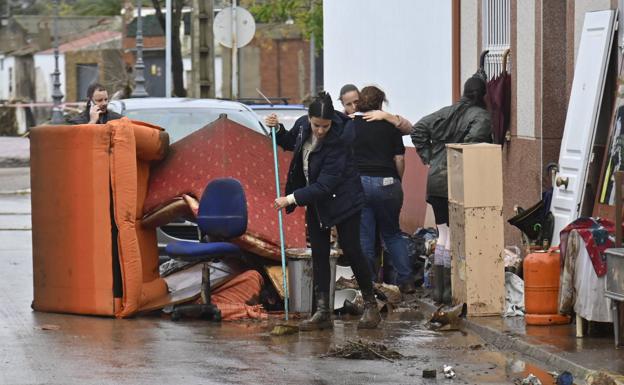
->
<box><xmin>552</xmin><ymin>10</ymin><xmax>616</xmax><ymax>246</ymax></box>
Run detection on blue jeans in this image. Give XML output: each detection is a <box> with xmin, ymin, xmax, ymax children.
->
<box><xmin>359</xmin><ymin>176</ymin><xmax>412</xmax><ymax>285</ymax></box>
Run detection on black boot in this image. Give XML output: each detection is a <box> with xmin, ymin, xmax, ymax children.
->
<box><xmin>299</xmin><ymin>293</ymin><xmax>332</xmax><ymax>331</ymax></box>
<box><xmin>433</xmin><ymin>264</ymin><xmax>444</xmax><ymax>303</ymax></box>
<box><xmin>341</xmin><ymin>298</ymin><xmax>363</xmax><ymax>316</ymax></box>
<box><xmin>442</xmin><ymin>267</ymin><xmax>452</xmax><ymax>305</ymax></box>
<box><xmin>399</xmin><ymin>281</ymin><xmax>417</xmax><ymax>295</ymax></box>
<box><xmin>357</xmin><ymin>293</ymin><xmax>381</xmax><ymax>329</ymax></box>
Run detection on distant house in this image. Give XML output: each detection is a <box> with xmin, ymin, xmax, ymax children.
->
<box><xmin>0</xmin><ymin>17</ymin><xmax>123</xmax><ymax>132</ymax></box>
<box><xmin>0</xmin><ymin>15</ymin><xmax>121</xmax><ymax>55</ymax></box>
<box><xmin>35</xmin><ymin>30</ymin><xmax>123</xmax><ymax>103</ymax></box>
<box><xmin>0</xmin><ymin>15</ymin><xmax>122</xmax><ymax>102</ymax></box>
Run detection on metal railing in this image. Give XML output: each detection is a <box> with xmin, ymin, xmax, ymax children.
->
<box><xmin>482</xmin><ymin>0</ymin><xmax>511</xmax><ymax>79</ymax></box>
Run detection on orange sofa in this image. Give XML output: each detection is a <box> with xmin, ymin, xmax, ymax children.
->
<box><xmin>30</xmin><ymin>118</ymin><xmax>170</xmax><ymax>318</ymax></box>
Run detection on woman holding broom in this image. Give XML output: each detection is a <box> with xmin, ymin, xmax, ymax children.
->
<box><xmin>266</xmin><ymin>91</ymin><xmax>381</xmax><ymax>331</ymax></box>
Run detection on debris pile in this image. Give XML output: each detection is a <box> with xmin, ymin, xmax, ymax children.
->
<box><xmin>270</xmin><ymin>324</ymin><xmax>299</xmax><ymax>336</ymax></box>
<box><xmin>322</xmin><ymin>340</ymin><xmax>403</xmax><ymax>362</ymax></box>
<box><xmin>514</xmin><ymin>374</ymin><xmax>542</xmax><ymax>385</ymax></box>
<box><xmin>443</xmin><ymin>365</ymin><xmax>456</xmax><ymax>379</ymax></box>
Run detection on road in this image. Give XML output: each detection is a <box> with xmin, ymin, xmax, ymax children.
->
<box><xmin>0</xmin><ymin>167</ymin><xmax>552</xmax><ymax>385</ymax></box>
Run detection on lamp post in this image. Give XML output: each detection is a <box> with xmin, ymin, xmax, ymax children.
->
<box><xmin>131</xmin><ymin>0</ymin><xmax>149</xmax><ymax>98</ymax></box>
<box><xmin>50</xmin><ymin>0</ymin><xmax>64</xmax><ymax>124</ymax></box>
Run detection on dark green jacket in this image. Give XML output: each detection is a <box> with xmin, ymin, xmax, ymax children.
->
<box><xmin>410</xmin><ymin>98</ymin><xmax>492</xmax><ymax>198</ymax></box>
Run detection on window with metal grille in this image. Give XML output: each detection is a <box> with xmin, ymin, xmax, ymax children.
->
<box><xmin>482</xmin><ymin>0</ymin><xmax>511</xmax><ymax>79</ymax></box>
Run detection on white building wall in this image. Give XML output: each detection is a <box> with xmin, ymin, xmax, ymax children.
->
<box><xmin>460</xmin><ymin>0</ymin><xmax>479</xmax><ymax>87</ymax></box>
<box><xmin>215</xmin><ymin>56</ymin><xmax>223</xmax><ymax>98</ymax></box>
<box><xmin>323</xmin><ymin>0</ymin><xmax>453</xmax><ymax>143</ymax></box>
<box><xmin>0</xmin><ymin>56</ymin><xmax>15</xmax><ymax>100</ymax></box>
<box><xmin>33</xmin><ymin>54</ymin><xmax>66</xmax><ymax>102</ymax></box>
<box><xmin>183</xmin><ymin>56</ymin><xmax>191</xmax><ymax>90</ymax></box>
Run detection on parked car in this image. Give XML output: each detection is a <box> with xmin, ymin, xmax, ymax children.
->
<box><xmin>108</xmin><ymin>98</ymin><xmax>269</xmax><ymax>256</ymax></box>
<box><xmin>109</xmin><ymin>97</ymin><xmax>268</xmax><ymax>142</ymax></box>
<box><xmin>237</xmin><ymin>98</ymin><xmax>308</xmax><ymax>131</ymax></box>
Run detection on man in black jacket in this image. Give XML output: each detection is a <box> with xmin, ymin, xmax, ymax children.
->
<box><xmin>67</xmin><ymin>83</ymin><xmax>122</xmax><ymax>125</ymax></box>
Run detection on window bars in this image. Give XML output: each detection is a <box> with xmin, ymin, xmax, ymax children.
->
<box><xmin>482</xmin><ymin>0</ymin><xmax>511</xmax><ymax>79</ymax></box>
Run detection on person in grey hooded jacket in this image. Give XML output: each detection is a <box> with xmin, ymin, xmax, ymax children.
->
<box><xmin>410</xmin><ymin>75</ymin><xmax>492</xmax><ymax>304</ymax></box>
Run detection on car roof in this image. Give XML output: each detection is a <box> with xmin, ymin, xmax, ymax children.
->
<box><xmin>110</xmin><ymin>97</ymin><xmax>252</xmax><ymax>112</ymax></box>
<box><xmin>248</xmin><ymin>104</ymin><xmax>307</xmax><ymax>110</ymax></box>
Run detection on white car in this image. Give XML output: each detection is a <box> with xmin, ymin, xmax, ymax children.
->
<box><xmin>246</xmin><ymin>104</ymin><xmax>308</xmax><ymax>132</ymax></box>
<box><xmin>109</xmin><ymin>97</ymin><xmax>269</xmax><ymax>142</ymax></box>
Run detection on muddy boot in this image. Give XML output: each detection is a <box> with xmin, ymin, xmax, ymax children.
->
<box><xmin>399</xmin><ymin>281</ymin><xmax>417</xmax><ymax>295</ymax></box>
<box><xmin>299</xmin><ymin>293</ymin><xmax>332</xmax><ymax>331</ymax></box>
<box><xmin>357</xmin><ymin>293</ymin><xmax>382</xmax><ymax>329</ymax></box>
<box><xmin>433</xmin><ymin>264</ymin><xmax>444</xmax><ymax>303</ymax></box>
<box><xmin>442</xmin><ymin>267</ymin><xmax>452</xmax><ymax>305</ymax></box>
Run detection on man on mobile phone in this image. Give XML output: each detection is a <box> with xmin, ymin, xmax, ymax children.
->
<box><xmin>67</xmin><ymin>83</ymin><xmax>122</xmax><ymax>125</ymax></box>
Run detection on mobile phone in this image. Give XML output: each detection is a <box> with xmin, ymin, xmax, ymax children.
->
<box><xmin>91</xmin><ymin>100</ymin><xmax>105</xmax><ymax>114</ymax></box>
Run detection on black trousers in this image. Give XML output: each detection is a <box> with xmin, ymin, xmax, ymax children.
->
<box><xmin>427</xmin><ymin>195</ymin><xmax>449</xmax><ymax>225</ymax></box>
<box><xmin>306</xmin><ymin>206</ymin><xmax>374</xmax><ymax>296</ymax></box>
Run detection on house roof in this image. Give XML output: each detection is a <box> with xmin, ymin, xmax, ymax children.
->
<box><xmin>11</xmin><ymin>15</ymin><xmax>120</xmax><ymax>38</ymax></box>
<box><xmin>38</xmin><ymin>30</ymin><xmax>121</xmax><ymax>54</ymax></box>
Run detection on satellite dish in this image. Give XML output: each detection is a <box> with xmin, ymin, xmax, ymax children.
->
<box><xmin>213</xmin><ymin>6</ymin><xmax>256</xmax><ymax>49</ymax></box>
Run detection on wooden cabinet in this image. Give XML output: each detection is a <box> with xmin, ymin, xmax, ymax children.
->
<box><xmin>447</xmin><ymin>143</ymin><xmax>505</xmax><ymax>316</ymax></box>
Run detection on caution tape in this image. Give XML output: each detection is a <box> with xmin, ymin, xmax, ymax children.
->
<box><xmin>0</xmin><ymin>102</ymin><xmax>85</xmax><ymax>108</ymax></box>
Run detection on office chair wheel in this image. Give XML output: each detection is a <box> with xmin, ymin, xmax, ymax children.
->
<box><xmin>169</xmin><ymin>303</ymin><xmax>222</xmax><ymax>322</ymax></box>
<box><xmin>171</xmin><ymin>310</ymin><xmax>182</xmax><ymax>322</ymax></box>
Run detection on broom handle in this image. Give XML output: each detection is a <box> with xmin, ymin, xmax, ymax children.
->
<box><xmin>616</xmin><ymin>171</ymin><xmax>623</xmax><ymax>248</ymax></box>
<box><xmin>271</xmin><ymin>125</ymin><xmax>289</xmax><ymax>320</ymax></box>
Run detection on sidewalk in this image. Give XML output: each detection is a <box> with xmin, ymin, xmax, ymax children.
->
<box><xmin>0</xmin><ymin>136</ymin><xmax>29</xmax><ymax>168</ymax></box>
<box><xmin>415</xmin><ymin>297</ymin><xmax>624</xmax><ymax>384</ymax></box>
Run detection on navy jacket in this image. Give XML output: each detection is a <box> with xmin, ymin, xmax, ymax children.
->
<box><xmin>275</xmin><ymin>113</ymin><xmax>364</xmax><ymax>230</ymax></box>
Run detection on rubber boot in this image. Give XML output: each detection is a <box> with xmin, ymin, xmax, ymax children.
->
<box><xmin>357</xmin><ymin>293</ymin><xmax>382</xmax><ymax>329</ymax></box>
<box><xmin>433</xmin><ymin>264</ymin><xmax>444</xmax><ymax>303</ymax></box>
<box><xmin>442</xmin><ymin>267</ymin><xmax>452</xmax><ymax>305</ymax></box>
<box><xmin>299</xmin><ymin>293</ymin><xmax>332</xmax><ymax>331</ymax></box>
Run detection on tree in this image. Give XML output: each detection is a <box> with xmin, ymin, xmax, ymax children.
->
<box><xmin>241</xmin><ymin>0</ymin><xmax>323</xmax><ymax>50</ymax></box>
<box><xmin>151</xmin><ymin>0</ymin><xmax>186</xmax><ymax>97</ymax></box>
<box><xmin>62</xmin><ymin>0</ymin><xmax>123</xmax><ymax>16</ymax></box>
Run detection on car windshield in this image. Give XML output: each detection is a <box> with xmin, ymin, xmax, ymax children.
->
<box><xmin>124</xmin><ymin>108</ymin><xmax>266</xmax><ymax>142</ymax></box>
<box><xmin>253</xmin><ymin>108</ymin><xmax>307</xmax><ymax>131</ymax></box>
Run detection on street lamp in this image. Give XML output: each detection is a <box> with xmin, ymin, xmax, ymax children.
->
<box><xmin>50</xmin><ymin>0</ymin><xmax>64</xmax><ymax>124</ymax></box>
<box><xmin>131</xmin><ymin>0</ymin><xmax>148</xmax><ymax>98</ymax></box>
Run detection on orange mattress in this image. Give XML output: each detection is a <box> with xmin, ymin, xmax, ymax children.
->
<box><xmin>30</xmin><ymin>118</ymin><xmax>170</xmax><ymax>317</ymax></box>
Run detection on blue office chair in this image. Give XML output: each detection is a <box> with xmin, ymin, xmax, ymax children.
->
<box><xmin>165</xmin><ymin>178</ymin><xmax>248</xmax><ymax>321</ymax></box>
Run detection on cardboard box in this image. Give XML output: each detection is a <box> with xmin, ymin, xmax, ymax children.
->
<box><xmin>447</xmin><ymin>143</ymin><xmax>503</xmax><ymax>208</ymax></box>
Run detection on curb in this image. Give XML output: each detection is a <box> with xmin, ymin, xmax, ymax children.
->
<box><xmin>415</xmin><ymin>298</ymin><xmax>623</xmax><ymax>385</ymax></box>
<box><xmin>0</xmin><ymin>189</ymin><xmax>31</xmax><ymax>195</ymax></box>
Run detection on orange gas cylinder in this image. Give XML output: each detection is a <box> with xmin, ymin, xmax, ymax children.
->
<box><xmin>523</xmin><ymin>249</ymin><xmax>571</xmax><ymax>325</ymax></box>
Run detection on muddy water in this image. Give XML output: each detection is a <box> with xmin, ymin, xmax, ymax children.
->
<box><xmin>169</xmin><ymin>309</ymin><xmax>563</xmax><ymax>385</ymax></box>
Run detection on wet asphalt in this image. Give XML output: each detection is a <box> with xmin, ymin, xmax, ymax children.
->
<box><xmin>0</xmin><ymin>168</ymin><xmax>557</xmax><ymax>385</ymax></box>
